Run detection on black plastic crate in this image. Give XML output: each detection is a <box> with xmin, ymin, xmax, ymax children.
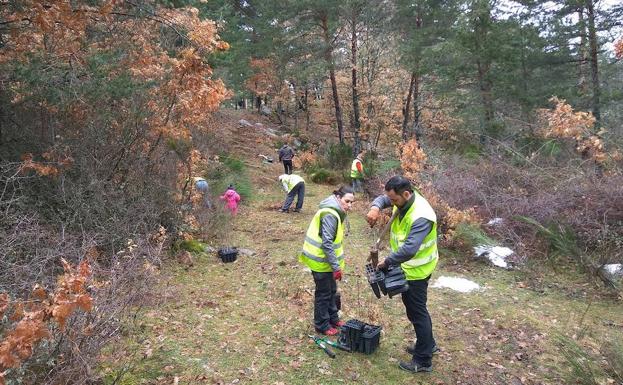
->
<box><xmin>361</xmin><ymin>324</ymin><xmax>382</xmax><ymax>354</ymax></box>
<box><xmin>338</xmin><ymin>319</ymin><xmax>381</xmax><ymax>354</ymax></box>
<box><xmin>383</xmin><ymin>265</ymin><xmax>409</xmax><ymax>298</ymax></box>
<box><xmin>218</xmin><ymin>247</ymin><xmax>238</xmax><ymax>263</ymax></box>
<box><xmin>365</xmin><ymin>263</ymin><xmax>386</xmax><ymax>298</ymax></box>
<box><xmin>344</xmin><ymin>319</ymin><xmax>364</xmax><ymax>352</ymax></box>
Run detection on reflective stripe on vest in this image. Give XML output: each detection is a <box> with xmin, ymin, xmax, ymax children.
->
<box><xmin>299</xmin><ymin>207</ymin><xmax>345</xmax><ymax>273</ymax></box>
<box><xmin>390</xmin><ymin>193</ymin><xmax>438</xmax><ymax>280</ymax></box>
<box><xmin>300</xmin><ymin>250</ymin><xmax>345</xmax><ymax>264</ymax></box>
<box><xmin>304</xmin><ymin>236</ymin><xmax>342</xmax><ymax>250</ymax></box>
<box><xmin>350</xmin><ymin>159</ymin><xmax>363</xmax><ymax>178</ymax></box>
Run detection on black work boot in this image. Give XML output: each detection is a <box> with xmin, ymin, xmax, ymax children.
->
<box><xmin>398</xmin><ymin>359</ymin><xmax>432</xmax><ymax>373</ymax></box>
<box><xmin>405</xmin><ymin>344</ymin><xmax>440</xmax><ymax>355</ymax></box>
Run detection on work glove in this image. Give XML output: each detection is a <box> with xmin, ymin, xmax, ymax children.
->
<box><xmin>366</xmin><ymin>207</ymin><xmax>380</xmax><ymax>227</ymax></box>
<box><xmin>333</xmin><ymin>270</ymin><xmax>343</xmax><ymax>281</ymax></box>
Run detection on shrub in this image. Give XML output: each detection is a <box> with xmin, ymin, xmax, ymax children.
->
<box><xmin>174</xmin><ymin>239</ymin><xmax>206</xmax><ymax>253</ymax></box>
<box><xmin>376</xmin><ymin>158</ymin><xmax>401</xmax><ymax>175</ymax></box>
<box><xmin>326</xmin><ymin>143</ymin><xmax>352</xmax><ymax>170</ymax></box>
<box><xmin>516</xmin><ymin>216</ymin><xmax>579</xmax><ymax>260</ymax></box>
<box><xmin>221</xmin><ymin>155</ymin><xmax>245</xmax><ymax>173</ymax></box>
<box><xmin>208</xmin><ymin>155</ymin><xmax>252</xmax><ymax>201</ymax></box>
<box><xmin>310</xmin><ymin>168</ymin><xmax>339</xmax><ymax>184</ymax></box>
<box><xmin>431</xmin><ymin>152</ymin><xmax>623</xmax><ymax>283</ymax></box>
<box><xmin>555</xmin><ymin>334</ymin><xmax>623</xmax><ymax>385</ymax></box>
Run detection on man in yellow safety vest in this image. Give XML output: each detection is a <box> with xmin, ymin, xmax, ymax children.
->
<box><xmin>366</xmin><ymin>176</ymin><xmax>439</xmax><ymax>373</ymax></box>
<box><xmin>350</xmin><ymin>152</ymin><xmax>364</xmax><ymax>193</ymax></box>
<box><xmin>278</xmin><ymin>173</ymin><xmax>305</xmax><ymax>212</ymax></box>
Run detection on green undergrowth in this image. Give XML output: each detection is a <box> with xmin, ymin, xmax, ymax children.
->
<box><xmin>207</xmin><ymin>154</ymin><xmax>253</xmax><ymax>201</ymax></box>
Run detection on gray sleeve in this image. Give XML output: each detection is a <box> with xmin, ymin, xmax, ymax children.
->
<box><xmin>386</xmin><ymin>218</ymin><xmax>433</xmax><ymax>266</ymax></box>
<box><xmin>371</xmin><ymin>195</ymin><xmax>392</xmax><ymax>210</ymax></box>
<box><xmin>320</xmin><ymin>214</ymin><xmax>341</xmax><ymax>272</ymax></box>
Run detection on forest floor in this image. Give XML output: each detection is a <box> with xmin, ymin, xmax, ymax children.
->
<box><xmin>99</xmin><ymin>110</ymin><xmax>623</xmax><ymax>385</ymax></box>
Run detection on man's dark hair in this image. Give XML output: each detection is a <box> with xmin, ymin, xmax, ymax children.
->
<box><xmin>384</xmin><ymin>176</ymin><xmax>413</xmax><ymax>194</ymax></box>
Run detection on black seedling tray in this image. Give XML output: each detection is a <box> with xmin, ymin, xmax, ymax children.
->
<box><xmin>361</xmin><ymin>324</ymin><xmax>382</xmax><ymax>354</ymax></box>
<box><xmin>383</xmin><ymin>265</ymin><xmax>409</xmax><ymax>298</ymax></box>
<box><xmin>365</xmin><ymin>263</ymin><xmax>387</xmax><ymax>298</ymax></box>
<box><xmin>218</xmin><ymin>247</ymin><xmax>238</xmax><ymax>263</ymax></box>
<box><xmin>338</xmin><ymin>319</ymin><xmax>382</xmax><ymax>355</ymax></box>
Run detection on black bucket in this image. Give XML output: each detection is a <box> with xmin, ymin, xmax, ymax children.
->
<box><xmin>218</xmin><ymin>247</ymin><xmax>238</xmax><ymax>263</ymax></box>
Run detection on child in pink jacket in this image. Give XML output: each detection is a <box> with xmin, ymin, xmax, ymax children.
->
<box><xmin>220</xmin><ymin>184</ymin><xmax>241</xmax><ymax>215</ymax></box>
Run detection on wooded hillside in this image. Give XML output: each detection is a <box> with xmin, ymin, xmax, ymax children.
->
<box><xmin>1</xmin><ymin>1</ymin><xmax>622</xmax><ymax>384</ymax></box>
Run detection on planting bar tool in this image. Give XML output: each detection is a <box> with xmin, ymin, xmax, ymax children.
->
<box><xmin>308</xmin><ymin>335</ymin><xmax>336</xmax><ymax>358</ymax></box>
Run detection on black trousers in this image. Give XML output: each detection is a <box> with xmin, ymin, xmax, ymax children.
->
<box><xmin>312</xmin><ymin>271</ymin><xmax>339</xmax><ymax>332</ymax></box>
<box><xmin>281</xmin><ymin>182</ymin><xmax>304</xmax><ymax>211</ymax></box>
<box><xmin>401</xmin><ymin>275</ymin><xmax>436</xmax><ymax>366</ymax></box>
<box><xmin>282</xmin><ymin>159</ymin><xmax>293</xmax><ymax>174</ymax></box>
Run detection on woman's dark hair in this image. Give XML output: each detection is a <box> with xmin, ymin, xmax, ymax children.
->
<box><xmin>384</xmin><ymin>176</ymin><xmax>413</xmax><ymax>194</ymax></box>
<box><xmin>227</xmin><ymin>184</ymin><xmax>235</xmax><ymax>190</ymax></box>
<box><xmin>333</xmin><ymin>185</ymin><xmax>354</xmax><ymax>197</ymax></box>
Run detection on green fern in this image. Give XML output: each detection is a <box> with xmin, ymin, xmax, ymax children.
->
<box><xmin>515</xmin><ymin>216</ymin><xmax>579</xmax><ymax>258</ymax></box>
<box><xmin>453</xmin><ymin>223</ymin><xmax>496</xmax><ymax>248</ymax></box>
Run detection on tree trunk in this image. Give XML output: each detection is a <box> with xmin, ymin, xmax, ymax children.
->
<box><xmin>577</xmin><ymin>9</ymin><xmax>589</xmax><ymax>96</ymax></box>
<box><xmin>401</xmin><ymin>72</ymin><xmax>416</xmax><ymax>141</ymax></box>
<box><xmin>350</xmin><ymin>9</ymin><xmax>362</xmax><ymax>154</ymax></box>
<box><xmin>320</xmin><ymin>13</ymin><xmax>344</xmax><ymax>144</ymax></box>
<box><xmin>305</xmin><ymin>86</ymin><xmax>310</xmax><ymax>130</ymax></box>
<box><xmin>476</xmin><ymin>59</ymin><xmax>494</xmax><ymax>138</ymax></box>
<box><xmin>412</xmin><ymin>73</ymin><xmax>422</xmax><ymax>142</ymax></box>
<box><xmin>585</xmin><ymin>0</ymin><xmax>601</xmax><ymax>124</ymax></box>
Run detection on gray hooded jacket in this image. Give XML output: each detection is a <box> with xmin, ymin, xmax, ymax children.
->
<box><xmin>278</xmin><ymin>145</ymin><xmax>295</xmax><ymax>161</ymax></box>
<box><xmin>317</xmin><ymin>195</ymin><xmax>347</xmax><ymax>272</ymax></box>
<box><xmin>371</xmin><ymin>194</ymin><xmax>433</xmax><ymax>267</ymax></box>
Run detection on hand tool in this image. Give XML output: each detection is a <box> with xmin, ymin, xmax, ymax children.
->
<box><xmin>308</xmin><ymin>335</ymin><xmax>336</xmax><ymax>358</ymax></box>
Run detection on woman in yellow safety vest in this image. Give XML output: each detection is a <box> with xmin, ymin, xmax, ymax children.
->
<box><xmin>299</xmin><ymin>185</ymin><xmax>355</xmax><ymax>336</ymax></box>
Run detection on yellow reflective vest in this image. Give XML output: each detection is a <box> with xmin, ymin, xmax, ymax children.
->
<box><xmin>350</xmin><ymin>158</ymin><xmax>363</xmax><ymax>178</ymax></box>
<box><xmin>389</xmin><ymin>193</ymin><xmax>438</xmax><ymax>280</ymax></box>
<box><xmin>299</xmin><ymin>208</ymin><xmax>345</xmax><ymax>272</ymax></box>
<box><xmin>281</xmin><ymin>174</ymin><xmax>305</xmax><ymax>192</ymax></box>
